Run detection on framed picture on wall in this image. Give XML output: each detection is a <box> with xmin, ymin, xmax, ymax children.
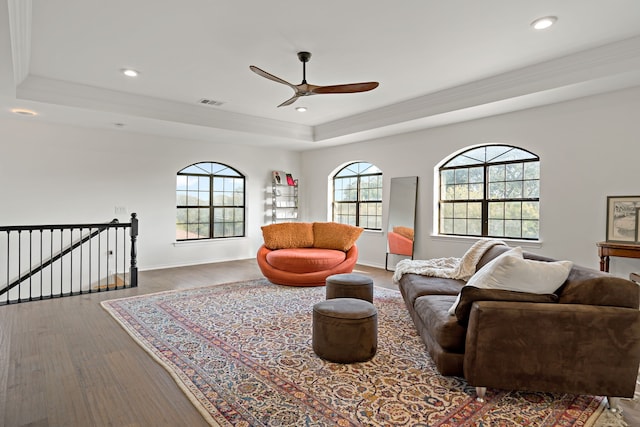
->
<box><xmin>606</xmin><ymin>195</ymin><xmax>640</xmax><ymax>243</ymax></box>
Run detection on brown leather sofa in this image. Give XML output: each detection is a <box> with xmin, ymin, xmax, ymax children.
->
<box><xmin>398</xmin><ymin>244</ymin><xmax>640</xmax><ymax>405</ymax></box>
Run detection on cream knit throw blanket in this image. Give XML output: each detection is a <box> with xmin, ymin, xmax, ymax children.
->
<box><xmin>392</xmin><ymin>239</ymin><xmax>507</xmax><ymax>283</ymax></box>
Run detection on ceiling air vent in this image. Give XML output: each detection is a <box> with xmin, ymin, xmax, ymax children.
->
<box><xmin>198</xmin><ymin>98</ymin><xmax>225</xmax><ymax>107</ymax></box>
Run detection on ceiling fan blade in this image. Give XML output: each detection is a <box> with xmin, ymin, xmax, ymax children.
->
<box><xmin>249</xmin><ymin>65</ymin><xmax>295</xmax><ymax>88</ymax></box>
<box><xmin>277</xmin><ymin>95</ymin><xmax>300</xmax><ymax>107</ymax></box>
<box><xmin>312</xmin><ymin>82</ymin><xmax>379</xmax><ymax>94</ymax></box>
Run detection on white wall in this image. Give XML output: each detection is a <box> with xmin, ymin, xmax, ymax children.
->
<box><xmin>3</xmin><ymin>86</ymin><xmax>640</xmax><ymax>279</ymax></box>
<box><xmin>300</xmin><ymin>86</ymin><xmax>640</xmax><ymax>279</ymax></box>
<box><xmin>0</xmin><ymin>118</ymin><xmax>300</xmax><ymax>270</ymax></box>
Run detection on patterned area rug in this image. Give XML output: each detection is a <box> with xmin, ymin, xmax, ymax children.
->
<box><xmin>102</xmin><ymin>279</ymin><xmax>615</xmax><ymax>426</ymax></box>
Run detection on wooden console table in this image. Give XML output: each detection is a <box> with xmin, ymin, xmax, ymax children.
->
<box><xmin>596</xmin><ymin>241</ymin><xmax>640</xmax><ymax>272</ymax></box>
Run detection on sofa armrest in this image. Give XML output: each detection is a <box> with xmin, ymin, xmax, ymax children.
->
<box><xmin>464</xmin><ymin>300</ymin><xmax>640</xmax><ymax>398</ymax></box>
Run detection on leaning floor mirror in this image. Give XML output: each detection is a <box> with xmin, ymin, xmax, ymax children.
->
<box><xmin>385</xmin><ymin>176</ymin><xmax>418</xmax><ymax>271</ymax></box>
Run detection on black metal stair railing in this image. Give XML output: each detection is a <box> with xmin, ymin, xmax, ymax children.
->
<box><xmin>0</xmin><ymin>213</ymin><xmax>138</xmax><ymax>305</ymax></box>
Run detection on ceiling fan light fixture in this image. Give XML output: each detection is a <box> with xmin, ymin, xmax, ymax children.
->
<box><xmin>295</xmin><ymin>106</ymin><xmax>307</xmax><ymax>112</ymax></box>
<box><xmin>531</xmin><ymin>16</ymin><xmax>557</xmax><ymax>30</ymax></box>
<box><xmin>121</xmin><ymin>68</ymin><xmax>139</xmax><ymax>77</ymax></box>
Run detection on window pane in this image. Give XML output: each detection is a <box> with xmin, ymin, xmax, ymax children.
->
<box><xmin>506</xmin><ymin>163</ymin><xmax>523</xmax><ymax>181</ymax></box>
<box><xmin>441</xmin><ymin>203</ymin><xmax>454</xmax><ymax>217</ymax></box>
<box><xmin>442</xmin><ymin>184</ymin><xmax>455</xmax><ymax>201</ymax></box>
<box><xmin>505</xmin><ymin>202</ymin><xmax>522</xmax><ymax>219</ymax></box>
<box><xmin>199</xmin><ymin>176</ymin><xmax>209</xmax><ymax>190</ymax></box>
<box><xmin>488</xmin><ymin>219</ymin><xmax>504</xmax><ymax>236</ymax></box>
<box><xmin>454</xmin><ymin>184</ymin><xmax>468</xmax><ymax>200</ymax></box>
<box><xmin>489</xmin><ymin>202</ymin><xmax>504</xmax><ymax>219</ymax></box>
<box><xmin>488</xmin><ymin>165</ymin><xmax>505</xmax><ymax>182</ymax></box>
<box><xmin>489</xmin><ymin>182</ymin><xmax>505</xmax><ymax>199</ymax></box>
<box><xmin>453</xmin><ymin>203</ymin><xmax>467</xmax><ymax>218</ymax></box>
<box><xmin>468</xmin><ymin>220</ymin><xmax>482</xmax><ymax>235</ymax></box>
<box><xmin>454</xmin><ymin>219</ymin><xmax>467</xmax><ymax>234</ymax></box>
<box><xmin>441</xmin><ymin>218</ymin><xmax>454</xmax><ymax>234</ymax></box>
<box><xmin>176</xmin><ymin>191</ymin><xmax>187</xmax><ymax>205</ymax></box>
<box><xmin>468</xmin><ymin>203</ymin><xmax>482</xmax><ymax>218</ymax></box>
<box><xmin>441</xmin><ymin>170</ymin><xmax>455</xmax><ymax>185</ymax></box>
<box><xmin>505</xmin><ymin>181</ymin><xmax>523</xmax><ymax>198</ymax></box>
<box><xmin>523</xmin><ymin>220</ymin><xmax>539</xmax><ymax>239</ymax></box>
<box><xmin>198</xmin><ymin>191</ymin><xmax>210</xmax><ymax>206</ymax></box>
<box><xmin>455</xmin><ymin>169</ymin><xmax>468</xmax><ymax>184</ymax></box>
<box><xmin>522</xmin><ymin>202</ymin><xmax>539</xmax><ymax>220</ymax></box>
<box><xmin>505</xmin><ymin>220</ymin><xmax>522</xmax><ymax>238</ymax></box>
<box><xmin>524</xmin><ymin>180</ymin><xmax>539</xmax><ymax>198</ymax></box>
<box><xmin>469</xmin><ymin>183</ymin><xmax>483</xmax><ymax>199</ymax></box>
<box><xmin>176</xmin><ymin>176</ymin><xmax>188</xmax><ymax>190</ymax></box>
<box><xmin>468</xmin><ymin>167</ymin><xmax>483</xmax><ymax>183</ymax></box>
<box><xmin>524</xmin><ymin>162</ymin><xmax>540</xmax><ymax>180</ymax></box>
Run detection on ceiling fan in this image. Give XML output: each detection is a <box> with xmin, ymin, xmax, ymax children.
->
<box><xmin>250</xmin><ymin>51</ymin><xmax>379</xmax><ymax>107</ymax></box>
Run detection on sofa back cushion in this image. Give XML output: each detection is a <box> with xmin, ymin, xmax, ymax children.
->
<box><xmin>313</xmin><ymin>222</ymin><xmax>363</xmax><ymax>251</ymax></box>
<box><xmin>261</xmin><ymin>222</ymin><xmax>314</xmax><ymax>249</ymax></box>
<box><xmin>558</xmin><ymin>276</ymin><xmax>640</xmax><ymax>308</ymax></box>
<box><xmin>454</xmin><ymin>286</ymin><xmax>558</xmax><ymax>325</ymax></box>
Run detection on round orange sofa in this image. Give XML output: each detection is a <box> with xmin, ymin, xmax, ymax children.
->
<box><xmin>257</xmin><ymin>222</ymin><xmax>363</xmax><ymax>287</ymax></box>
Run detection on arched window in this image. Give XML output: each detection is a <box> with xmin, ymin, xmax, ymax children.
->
<box><xmin>176</xmin><ymin>162</ymin><xmax>245</xmax><ymax>240</ymax></box>
<box><xmin>439</xmin><ymin>145</ymin><xmax>540</xmax><ymax>239</ymax></box>
<box><xmin>333</xmin><ymin>162</ymin><xmax>383</xmax><ymax>230</ymax></box>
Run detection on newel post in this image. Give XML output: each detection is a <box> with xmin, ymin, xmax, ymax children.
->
<box><xmin>129</xmin><ymin>213</ymin><xmax>138</xmax><ymax>287</ymax></box>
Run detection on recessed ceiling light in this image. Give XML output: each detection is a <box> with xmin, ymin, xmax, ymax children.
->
<box><xmin>531</xmin><ymin>16</ymin><xmax>557</xmax><ymax>30</ymax></box>
<box><xmin>121</xmin><ymin>68</ymin><xmax>139</xmax><ymax>77</ymax></box>
<box><xmin>11</xmin><ymin>108</ymin><xmax>37</xmax><ymax>116</ymax></box>
<box><xmin>295</xmin><ymin>106</ymin><xmax>307</xmax><ymax>112</ymax></box>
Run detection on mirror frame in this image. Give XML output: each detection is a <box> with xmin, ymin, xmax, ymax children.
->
<box><xmin>385</xmin><ymin>176</ymin><xmax>418</xmax><ymax>271</ymax></box>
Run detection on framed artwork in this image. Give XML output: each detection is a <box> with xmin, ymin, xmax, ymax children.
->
<box><xmin>606</xmin><ymin>196</ymin><xmax>640</xmax><ymax>243</ymax></box>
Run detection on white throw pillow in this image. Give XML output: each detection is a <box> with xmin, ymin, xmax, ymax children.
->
<box><xmin>448</xmin><ymin>247</ymin><xmax>573</xmax><ymax>315</ymax></box>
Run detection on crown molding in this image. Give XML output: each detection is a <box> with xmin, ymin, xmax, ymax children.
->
<box><xmin>17</xmin><ymin>75</ymin><xmax>314</xmax><ymax>142</ymax></box>
<box><xmin>314</xmin><ymin>35</ymin><xmax>640</xmax><ymax>142</ymax></box>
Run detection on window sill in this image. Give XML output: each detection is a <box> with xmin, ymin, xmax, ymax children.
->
<box><xmin>173</xmin><ymin>237</ymin><xmax>245</xmax><ymax>247</ymax></box>
<box><xmin>430</xmin><ymin>234</ymin><xmax>542</xmax><ymax>249</ymax></box>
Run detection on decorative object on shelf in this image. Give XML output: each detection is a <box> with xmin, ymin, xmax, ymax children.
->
<box><xmin>272</xmin><ymin>171</ymin><xmax>298</xmax><ymax>223</ymax></box>
<box><xmin>606</xmin><ymin>195</ymin><xmax>640</xmax><ymax>243</ymax></box>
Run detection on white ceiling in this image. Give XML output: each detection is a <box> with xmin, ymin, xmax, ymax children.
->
<box><xmin>2</xmin><ymin>0</ymin><xmax>640</xmax><ymax>150</ymax></box>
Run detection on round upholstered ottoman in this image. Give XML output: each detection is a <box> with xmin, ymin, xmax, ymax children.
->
<box><xmin>312</xmin><ymin>298</ymin><xmax>378</xmax><ymax>363</ymax></box>
<box><xmin>326</xmin><ymin>273</ymin><xmax>374</xmax><ymax>303</ymax></box>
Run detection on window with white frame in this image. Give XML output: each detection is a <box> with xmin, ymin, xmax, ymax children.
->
<box><xmin>176</xmin><ymin>162</ymin><xmax>245</xmax><ymax>240</ymax></box>
<box><xmin>439</xmin><ymin>145</ymin><xmax>540</xmax><ymax>239</ymax></box>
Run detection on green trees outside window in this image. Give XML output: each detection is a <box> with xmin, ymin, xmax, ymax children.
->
<box><xmin>439</xmin><ymin>145</ymin><xmax>540</xmax><ymax>240</ymax></box>
<box><xmin>333</xmin><ymin>162</ymin><xmax>383</xmax><ymax>230</ymax></box>
<box><xmin>176</xmin><ymin>162</ymin><xmax>245</xmax><ymax>240</ymax></box>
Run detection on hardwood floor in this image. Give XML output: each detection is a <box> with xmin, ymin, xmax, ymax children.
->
<box><xmin>0</xmin><ymin>260</ymin><xmax>636</xmax><ymax>426</ymax></box>
<box><xmin>0</xmin><ymin>260</ymin><xmax>395</xmax><ymax>426</ymax></box>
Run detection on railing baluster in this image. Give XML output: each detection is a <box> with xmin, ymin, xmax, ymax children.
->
<box><xmin>29</xmin><ymin>230</ymin><xmax>32</xmax><ymax>301</ymax></box>
<box><xmin>130</xmin><ymin>213</ymin><xmax>138</xmax><ymax>288</ymax></box>
<box><xmin>1</xmin><ymin>216</ymin><xmax>137</xmax><ymax>305</ymax></box>
<box><xmin>17</xmin><ymin>230</ymin><xmax>22</xmax><ymax>303</ymax></box>
<box><xmin>6</xmin><ymin>231</ymin><xmax>9</xmax><ymax>304</ymax></box>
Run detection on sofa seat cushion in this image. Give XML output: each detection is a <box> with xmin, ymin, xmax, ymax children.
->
<box><xmin>414</xmin><ymin>295</ymin><xmax>466</xmax><ymax>353</ymax></box>
<box><xmin>399</xmin><ymin>274</ymin><xmax>464</xmax><ymax>307</ymax></box>
<box><xmin>266</xmin><ymin>248</ymin><xmax>346</xmax><ymax>274</ymax></box>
